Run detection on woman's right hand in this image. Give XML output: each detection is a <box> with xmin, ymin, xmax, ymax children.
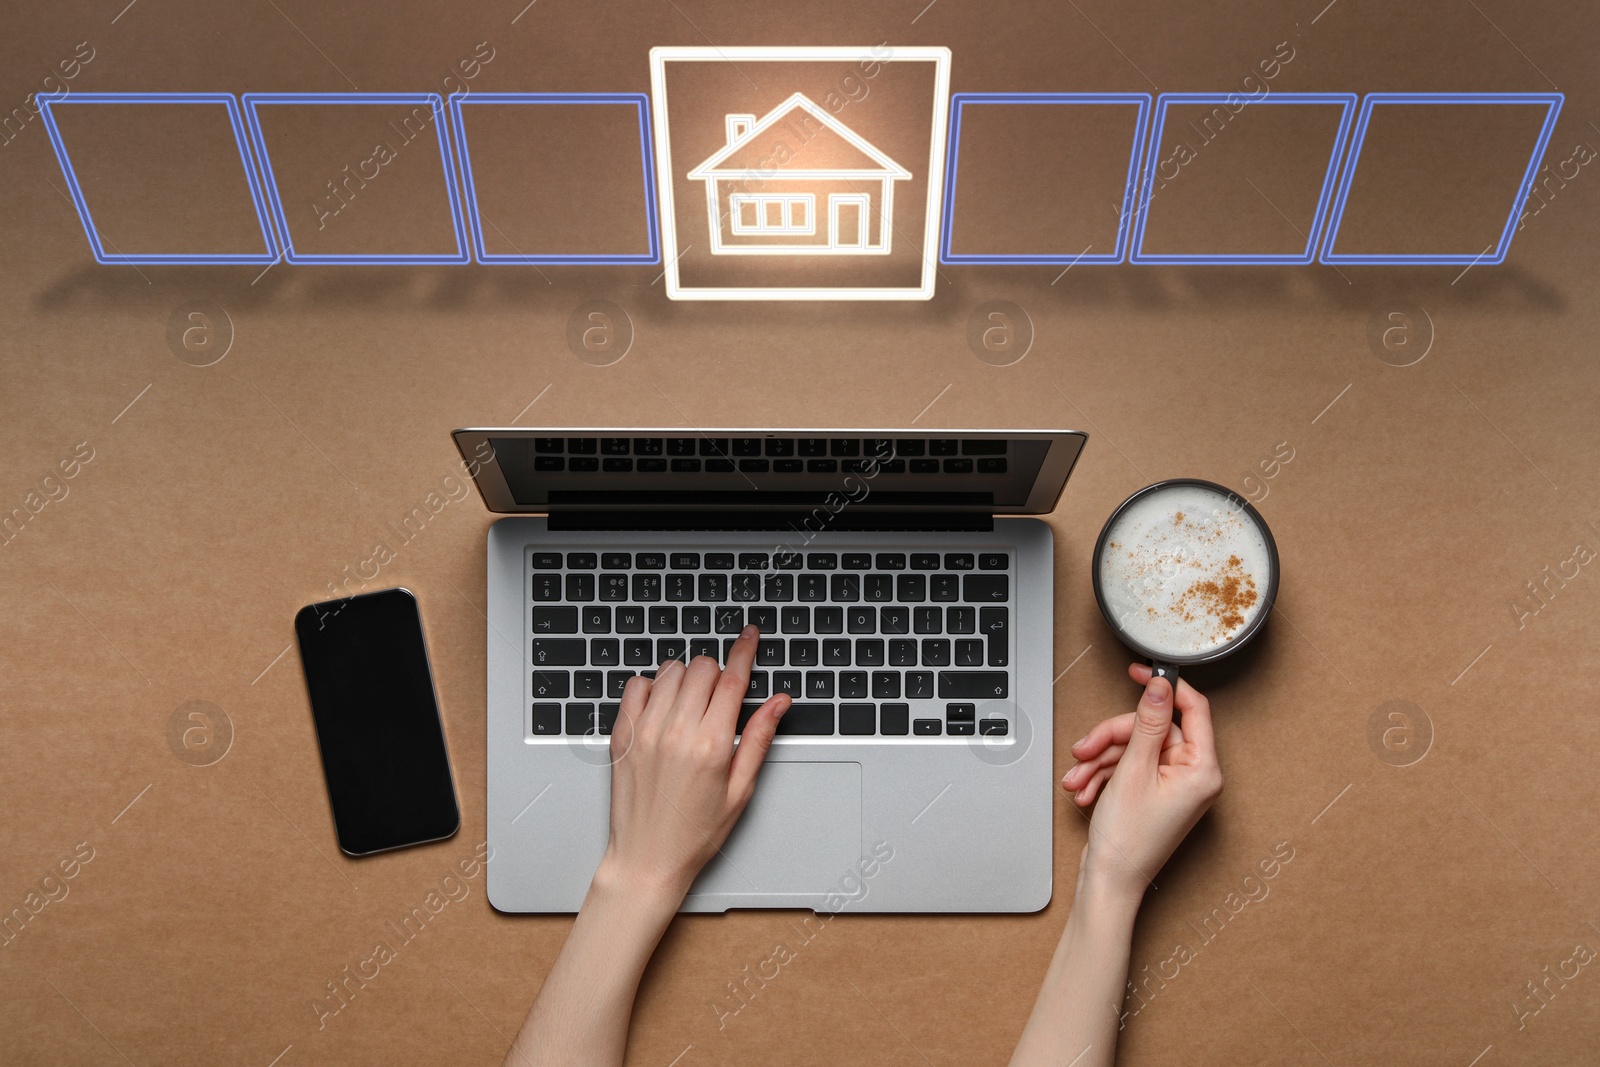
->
<box><xmin>1061</xmin><ymin>663</ymin><xmax>1224</xmax><ymax>901</ymax></box>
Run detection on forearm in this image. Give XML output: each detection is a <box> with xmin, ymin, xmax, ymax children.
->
<box><xmin>1009</xmin><ymin>870</ymin><xmax>1142</xmax><ymax>1067</ymax></box>
<box><xmin>505</xmin><ymin>859</ymin><xmax>682</xmax><ymax>1067</ymax></box>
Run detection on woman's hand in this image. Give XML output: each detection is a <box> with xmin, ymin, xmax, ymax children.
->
<box><xmin>1062</xmin><ymin>663</ymin><xmax>1223</xmax><ymax>901</ymax></box>
<box><xmin>599</xmin><ymin>625</ymin><xmax>792</xmax><ymax>900</ymax></box>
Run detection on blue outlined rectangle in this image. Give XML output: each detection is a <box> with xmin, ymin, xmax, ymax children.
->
<box><xmin>448</xmin><ymin>93</ymin><xmax>660</xmax><ymax>265</ymax></box>
<box><xmin>242</xmin><ymin>93</ymin><xmax>470</xmax><ymax>265</ymax></box>
<box><xmin>1129</xmin><ymin>93</ymin><xmax>1357</xmax><ymax>265</ymax></box>
<box><xmin>1319</xmin><ymin>92</ymin><xmax>1563</xmax><ymax>266</ymax></box>
<box><xmin>939</xmin><ymin>93</ymin><xmax>1151</xmax><ymax>265</ymax></box>
<box><xmin>36</xmin><ymin>92</ymin><xmax>280</xmax><ymax>265</ymax></box>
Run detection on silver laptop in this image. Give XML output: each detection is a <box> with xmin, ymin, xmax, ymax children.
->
<box><xmin>455</xmin><ymin>428</ymin><xmax>1086</xmax><ymax>913</ymax></box>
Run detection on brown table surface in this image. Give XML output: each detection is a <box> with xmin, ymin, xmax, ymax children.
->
<box><xmin>3</xmin><ymin>2</ymin><xmax>1597</xmax><ymax>1064</ymax></box>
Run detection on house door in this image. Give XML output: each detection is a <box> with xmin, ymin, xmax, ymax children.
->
<box><xmin>829</xmin><ymin>193</ymin><xmax>869</xmax><ymax>249</ymax></box>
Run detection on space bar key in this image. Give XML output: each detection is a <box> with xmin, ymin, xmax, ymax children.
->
<box><xmin>937</xmin><ymin>672</ymin><xmax>1009</xmax><ymax>699</ymax></box>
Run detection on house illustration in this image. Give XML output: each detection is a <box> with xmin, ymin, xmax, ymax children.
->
<box><xmin>687</xmin><ymin>92</ymin><xmax>911</xmax><ymax>255</ymax></box>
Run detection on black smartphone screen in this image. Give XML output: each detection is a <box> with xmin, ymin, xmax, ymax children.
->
<box><xmin>294</xmin><ymin>588</ymin><xmax>460</xmax><ymax>856</ymax></box>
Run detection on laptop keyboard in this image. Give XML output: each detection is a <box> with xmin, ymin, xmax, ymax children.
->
<box><xmin>527</xmin><ymin>548</ymin><xmax>1014</xmax><ymax>740</ymax></box>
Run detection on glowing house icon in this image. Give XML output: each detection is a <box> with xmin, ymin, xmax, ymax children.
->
<box><xmin>688</xmin><ymin>92</ymin><xmax>911</xmax><ymax>255</ymax></box>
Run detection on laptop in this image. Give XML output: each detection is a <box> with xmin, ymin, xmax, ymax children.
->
<box><xmin>454</xmin><ymin>428</ymin><xmax>1086</xmax><ymax>913</ymax></box>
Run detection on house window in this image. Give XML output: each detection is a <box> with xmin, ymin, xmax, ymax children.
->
<box><xmin>729</xmin><ymin>194</ymin><xmax>815</xmax><ymax>235</ymax></box>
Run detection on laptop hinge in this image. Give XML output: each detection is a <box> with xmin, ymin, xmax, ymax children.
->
<box><xmin>546</xmin><ymin>510</ymin><xmax>995</xmax><ymax>533</ymax></box>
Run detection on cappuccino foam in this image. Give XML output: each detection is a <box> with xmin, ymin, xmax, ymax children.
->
<box><xmin>1098</xmin><ymin>483</ymin><xmax>1271</xmax><ymax>657</ymax></box>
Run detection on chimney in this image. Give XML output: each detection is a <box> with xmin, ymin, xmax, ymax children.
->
<box><xmin>725</xmin><ymin>113</ymin><xmax>755</xmax><ymax>145</ymax></box>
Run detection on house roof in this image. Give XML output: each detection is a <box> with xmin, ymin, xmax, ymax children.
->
<box><xmin>688</xmin><ymin>92</ymin><xmax>911</xmax><ymax>180</ymax></box>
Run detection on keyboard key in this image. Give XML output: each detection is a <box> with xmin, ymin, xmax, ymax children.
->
<box><xmin>774</xmin><ymin>671</ymin><xmax>802</xmax><ymax>697</ymax></box>
<box><xmin>739</xmin><ymin>552</ymin><xmax>770</xmax><ymax>570</ymax></box>
<box><xmin>948</xmin><ymin>721</ymin><xmax>976</xmax><ymax>735</ymax></box>
<box><xmin>582</xmin><ymin>606</ymin><xmax>610</xmax><ymax>633</ymax></box>
<box><xmin>535</xmin><ymin>437</ymin><xmax>564</xmax><ymax>454</ymax></box>
<box><xmin>807</xmin><ymin>552</ymin><xmax>838</xmax><ymax>570</ymax></box>
<box><xmin>777</xmin><ymin>704</ymin><xmax>834</xmax><ymax>735</ymax></box>
<box><xmin>706</xmin><ymin>458</ymin><xmax>735</xmax><ymax>473</ymax></box>
<box><xmin>632</xmin><ymin>574</ymin><xmax>662</xmax><ymax>602</ymax></box>
<box><xmin>911</xmin><ymin>553</ymin><xmax>940</xmax><ymax>571</ymax></box>
<box><xmin>981</xmin><ymin>607</ymin><xmax>1009</xmax><ymax>666</ymax></box>
<box><xmin>864</xmin><ymin>574</ymin><xmax>893</xmax><ymax>602</ymax></box>
<box><xmin>566</xmin><ymin>703</ymin><xmax>597</xmax><ymax>735</ymax></box>
<box><xmin>823</xmin><ymin>639</ymin><xmax>851</xmax><ymax>666</ymax></box>
<box><xmin>799</xmin><ymin>575</ymin><xmax>827</xmax><ymax>602</ymax></box>
<box><xmin>842</xmin><ymin>553</ymin><xmax>872</xmax><ymax>570</ymax></box>
<box><xmin>921</xmin><ymin>639</ymin><xmax>951</xmax><ymax>666</ymax></box>
<box><xmin>913</xmin><ymin>719</ymin><xmax>942</xmax><ymax>736</ymax></box>
<box><xmin>938</xmin><ymin>672</ymin><xmax>1009</xmax><ymax>699</ymax></box>
<box><xmin>601</xmin><ymin>552</ymin><xmax>632</xmax><ymax>569</ymax></box>
<box><xmin>731</xmin><ymin>437</ymin><xmax>762</xmax><ymax>456</ymax></box>
<box><xmin>765</xmin><ymin>439</ymin><xmax>795</xmax><ymax>456</ymax></box>
<box><xmin>830</xmin><ymin>439</ymin><xmax>860</xmax><ymax>457</ymax></box>
<box><xmin>739</xmin><ymin>458</ymin><xmax>769</xmax><ymax>473</ymax></box>
<box><xmin>699</xmin><ymin>438</ymin><xmax>731</xmax><ymax>457</ymax></box>
<box><xmin>979</xmin><ymin>719</ymin><xmax>1009</xmax><ymax>735</ymax></box>
<box><xmin>910</xmin><ymin>459</ymin><xmax>939</xmax><ymax>474</ymax></box>
<box><xmin>798</xmin><ymin>438</ymin><xmax>828</xmax><ymax>456</ymax></box>
<box><xmin>607</xmin><ymin>671</ymin><xmax>631</xmax><ymax>698</ymax></box>
<box><xmin>649</xmin><ymin>606</ymin><xmax>677</xmax><ymax>633</ymax></box>
<box><xmin>831</xmin><ymin>574</ymin><xmax>861</xmax><ymax>602</ymax></box>
<box><xmin>881</xmin><ymin>607</ymin><xmax>910</xmax><ymax>634</ymax></box>
<box><xmin>632</xmin><ymin>438</ymin><xmax>664</xmax><ymax>456</ymax></box>
<box><xmin>875</xmin><ymin>553</ymin><xmax>907</xmax><ymax>570</ymax></box>
<box><xmin>757</xmin><ymin>639</ymin><xmax>785</xmax><ymax>666</ymax></box>
<box><xmin>715</xmin><ymin>607</ymin><xmax>744</xmax><ymax>634</ymax></box>
<box><xmin>956</xmin><ymin>639</ymin><xmax>985</xmax><ymax>666</ymax></box>
<box><xmin>764</xmin><ymin>574</ymin><xmax>794</xmax><ymax>602</ymax></box>
<box><xmin>699</xmin><ymin>574</ymin><xmax>728</xmax><ymax>602</ymax></box>
<box><xmin>591</xmin><ymin>638</ymin><xmax>620</xmax><ymax>666</ymax></box>
<box><xmin>963</xmin><ymin>575</ymin><xmax>1009</xmax><ymax>602</ymax></box>
<box><xmin>682</xmin><ymin>607</ymin><xmax>710</xmax><ymax>633</ymax></box>
<box><xmin>928</xmin><ymin>439</ymin><xmax>958</xmax><ymax>456</ymax></box>
<box><xmin>531</xmin><ymin>670</ymin><xmax>570</xmax><ymax>699</ymax></box>
<box><xmin>690</xmin><ymin>638</ymin><xmax>719</xmax><ymax>661</ymax></box>
<box><xmin>944</xmin><ymin>458</ymin><xmax>974</xmax><ymax>474</ymax></box>
<box><xmin>637</xmin><ymin>553</ymin><xmax>665</xmax><ymax>570</ymax></box>
<box><xmin>666</xmin><ymin>438</ymin><xmax>696</xmax><ymax>456</ymax></box>
<box><xmin>814</xmin><ymin>607</ymin><xmax>843</xmax><ymax>633</ymax></box>
<box><xmin>601</xmin><ymin>438</ymin><xmax>630</xmax><ymax>456</ymax></box>
<box><xmin>532</xmin><ymin>703</ymin><xmax>561</xmax><ymax>735</ymax></box>
<box><xmin>840</xmin><ymin>703</ymin><xmax>875</xmax><ymax>735</ymax></box>
<box><xmin>747</xmin><ymin>671</ymin><xmax>770</xmax><ymax>699</ymax></box>
<box><xmin>616</xmin><ymin>607</ymin><xmax>645</xmax><ymax>633</ymax></box>
<box><xmin>666</xmin><ymin>573</ymin><xmax>694</xmax><ymax>601</ymax></box>
<box><xmin>532</xmin><ymin>552</ymin><xmax>563</xmax><ymax>569</ymax></box>
<box><xmin>638</xmin><ymin>458</ymin><xmax>667</xmax><ymax>473</ymax></box>
<box><xmin>808</xmin><ymin>459</ymin><xmax>837</xmax><ymax>473</ymax></box>
<box><xmin>575</xmin><ymin>671</ymin><xmax>602</xmax><ymax>699</ymax></box>
<box><xmin>944</xmin><ymin>553</ymin><xmax>975</xmax><ymax>571</ymax></box>
<box><xmin>598</xmin><ymin>703</ymin><xmax>620</xmax><ymax>734</ymax></box>
<box><xmin>781</xmin><ymin>606</ymin><xmax>810</xmax><ymax>633</ymax></box>
<box><xmin>534</xmin><ymin>455</ymin><xmax>565</xmax><ymax>472</ymax></box>
<box><xmin>599</xmin><ymin>573</ymin><xmax>629</xmax><ymax>601</ymax></box>
<box><xmin>533</xmin><ymin>606</ymin><xmax>579</xmax><ymax>634</ymax></box>
<box><xmin>946</xmin><ymin>702</ymin><xmax>975</xmax><ymax>722</ymax></box>
<box><xmin>907</xmin><ymin>671</ymin><xmax>934</xmax><ymax>699</ymax></box>
<box><xmin>567</xmin><ymin>552</ymin><xmax>597</xmax><ymax>569</ymax></box>
<box><xmin>881</xmin><ymin>703</ymin><xmax>910</xmax><ymax>735</ymax></box>
<box><xmin>567</xmin><ymin>439</ymin><xmax>597</xmax><ymax>455</ymax></box>
<box><xmin>566</xmin><ymin>573</ymin><xmax>595</xmax><ymax>602</ymax></box>
<box><xmin>979</xmin><ymin>553</ymin><xmax>1008</xmax><ymax>570</ymax></box>
<box><xmin>748</xmin><ymin>606</ymin><xmax>777</xmax><ymax>633</ymax></box>
<box><xmin>657</xmin><ymin>637</ymin><xmax>686</xmax><ymax>662</ymax></box>
<box><xmin>896</xmin><ymin>574</ymin><xmax>927</xmax><ymax>602</ymax></box>
<box><xmin>805</xmin><ymin>672</ymin><xmax>835</xmax><ymax>699</ymax></box>
<box><xmin>930</xmin><ymin>574</ymin><xmax>960</xmax><ymax>602</ymax></box>
<box><xmin>774</xmin><ymin>551</ymin><xmax>804</xmax><ymax>569</ymax></box>
<box><xmin>731</xmin><ymin>575</ymin><xmax>760</xmax><ymax>601</ymax></box>
<box><xmin>947</xmin><ymin>607</ymin><xmax>976</xmax><ymax>634</ymax></box>
<box><xmin>532</xmin><ymin>639</ymin><xmax>584</xmax><ymax>666</ymax></box>
<box><xmin>871</xmin><ymin>671</ymin><xmax>900</xmax><ymax>699</ymax></box>
<box><xmin>839</xmin><ymin>671</ymin><xmax>867</xmax><ymax>699</ymax></box>
<box><xmin>624</xmin><ymin>639</ymin><xmax>652</xmax><ymax>666</ymax></box>
<box><xmin>889</xmin><ymin>639</ymin><xmax>917</xmax><ymax>666</ymax></box>
<box><xmin>855</xmin><ymin>639</ymin><xmax>885</xmax><ymax>666</ymax></box>
<box><xmin>670</xmin><ymin>552</ymin><xmax>701</xmax><ymax>569</ymax></box>
<box><xmin>914</xmin><ymin>607</ymin><xmax>941</xmax><ymax>634</ymax></box>
<box><xmin>979</xmin><ymin>458</ymin><xmax>1007</xmax><ymax>473</ymax></box>
<box><xmin>847</xmin><ymin>606</ymin><xmax>875</xmax><ymax>633</ymax></box>
<box><xmin>704</xmin><ymin>552</ymin><xmax>734</xmax><ymax>570</ymax></box>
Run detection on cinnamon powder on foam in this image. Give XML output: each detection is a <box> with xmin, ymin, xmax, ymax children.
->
<box><xmin>1116</xmin><ymin>510</ymin><xmax>1260</xmax><ymax>644</ymax></box>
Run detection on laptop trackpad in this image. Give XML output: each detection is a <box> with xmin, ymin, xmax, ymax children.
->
<box><xmin>685</xmin><ymin>761</ymin><xmax>861</xmax><ymax>902</ymax></box>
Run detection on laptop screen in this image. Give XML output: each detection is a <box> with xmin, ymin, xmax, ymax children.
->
<box><xmin>484</xmin><ymin>433</ymin><xmax>1054</xmax><ymax>509</ymax></box>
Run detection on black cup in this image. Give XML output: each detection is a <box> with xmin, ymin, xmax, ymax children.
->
<box><xmin>1091</xmin><ymin>478</ymin><xmax>1280</xmax><ymax>688</ymax></box>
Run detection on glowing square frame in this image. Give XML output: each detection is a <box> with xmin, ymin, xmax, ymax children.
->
<box><xmin>939</xmin><ymin>92</ymin><xmax>1152</xmax><ymax>265</ymax></box>
<box><xmin>448</xmin><ymin>92</ymin><xmax>660</xmax><ymax>265</ymax></box>
<box><xmin>241</xmin><ymin>92</ymin><xmax>470</xmax><ymax>265</ymax></box>
<box><xmin>36</xmin><ymin>92</ymin><xmax>280</xmax><ymax>265</ymax></box>
<box><xmin>1130</xmin><ymin>92</ymin><xmax>1358</xmax><ymax>265</ymax></box>
<box><xmin>1319</xmin><ymin>92</ymin><xmax>1563</xmax><ymax>266</ymax></box>
<box><xmin>649</xmin><ymin>46</ymin><xmax>952</xmax><ymax>301</ymax></box>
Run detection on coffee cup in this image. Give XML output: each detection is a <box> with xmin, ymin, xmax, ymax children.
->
<box><xmin>1091</xmin><ymin>478</ymin><xmax>1279</xmax><ymax>686</ymax></box>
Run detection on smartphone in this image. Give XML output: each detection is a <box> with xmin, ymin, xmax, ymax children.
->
<box><xmin>294</xmin><ymin>588</ymin><xmax>460</xmax><ymax>856</ymax></box>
